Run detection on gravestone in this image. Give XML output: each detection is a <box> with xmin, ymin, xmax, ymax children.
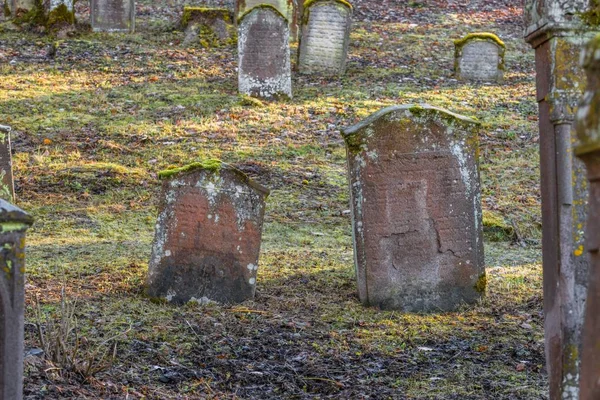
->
<box><xmin>0</xmin><ymin>200</ymin><xmax>33</xmax><ymax>400</ymax></box>
<box><xmin>341</xmin><ymin>104</ymin><xmax>485</xmax><ymax>312</ymax></box>
<box><xmin>238</xmin><ymin>5</ymin><xmax>292</xmax><ymax>99</ymax></box>
<box><xmin>46</xmin><ymin>0</ymin><xmax>75</xmax><ymax>28</ymax></box>
<box><xmin>0</xmin><ymin>127</ymin><xmax>14</xmax><ymax>203</ymax></box>
<box><xmin>5</xmin><ymin>0</ymin><xmax>36</xmax><ymax>19</ymax></box>
<box><xmin>181</xmin><ymin>7</ymin><xmax>234</xmax><ymax>47</ymax></box>
<box><xmin>146</xmin><ymin>160</ymin><xmax>269</xmax><ymax>305</ymax></box>
<box><xmin>298</xmin><ymin>0</ymin><xmax>352</xmax><ymax>75</ymax></box>
<box><xmin>524</xmin><ymin>1</ymin><xmax>599</xmax><ymax>398</ymax></box>
<box><xmin>576</xmin><ymin>33</ymin><xmax>600</xmax><ymax>400</ymax></box>
<box><xmin>454</xmin><ymin>33</ymin><xmax>505</xmax><ymax>82</ymax></box>
<box><xmin>91</xmin><ymin>0</ymin><xmax>135</xmax><ymax>33</ymax></box>
<box><xmin>236</xmin><ymin>0</ymin><xmax>299</xmax><ymax>40</ymax></box>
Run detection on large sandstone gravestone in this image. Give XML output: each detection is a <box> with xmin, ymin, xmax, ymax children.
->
<box><xmin>454</xmin><ymin>33</ymin><xmax>505</xmax><ymax>82</ymax></box>
<box><xmin>181</xmin><ymin>7</ymin><xmax>234</xmax><ymax>47</ymax></box>
<box><xmin>576</xmin><ymin>34</ymin><xmax>600</xmax><ymax>400</ymax></box>
<box><xmin>0</xmin><ymin>126</ymin><xmax>14</xmax><ymax>203</ymax></box>
<box><xmin>146</xmin><ymin>160</ymin><xmax>269</xmax><ymax>305</ymax></box>
<box><xmin>235</xmin><ymin>0</ymin><xmax>300</xmax><ymax>40</ymax></box>
<box><xmin>298</xmin><ymin>0</ymin><xmax>352</xmax><ymax>76</ymax></box>
<box><xmin>342</xmin><ymin>104</ymin><xmax>485</xmax><ymax>312</ymax></box>
<box><xmin>0</xmin><ymin>200</ymin><xmax>33</xmax><ymax>400</ymax></box>
<box><xmin>238</xmin><ymin>5</ymin><xmax>292</xmax><ymax>99</ymax></box>
<box><xmin>91</xmin><ymin>0</ymin><xmax>135</xmax><ymax>33</ymax></box>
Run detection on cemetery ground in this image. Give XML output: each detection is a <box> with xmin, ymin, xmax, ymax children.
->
<box><xmin>0</xmin><ymin>0</ymin><xmax>545</xmax><ymax>399</ymax></box>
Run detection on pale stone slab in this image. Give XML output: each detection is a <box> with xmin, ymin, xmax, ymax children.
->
<box><xmin>342</xmin><ymin>104</ymin><xmax>484</xmax><ymax>312</ymax></box>
<box><xmin>298</xmin><ymin>0</ymin><xmax>352</xmax><ymax>75</ymax></box>
<box><xmin>236</xmin><ymin>0</ymin><xmax>299</xmax><ymax>40</ymax></box>
<box><xmin>0</xmin><ymin>126</ymin><xmax>14</xmax><ymax>203</ymax></box>
<box><xmin>455</xmin><ymin>35</ymin><xmax>504</xmax><ymax>82</ymax></box>
<box><xmin>91</xmin><ymin>0</ymin><xmax>135</xmax><ymax>33</ymax></box>
<box><xmin>238</xmin><ymin>6</ymin><xmax>292</xmax><ymax>99</ymax></box>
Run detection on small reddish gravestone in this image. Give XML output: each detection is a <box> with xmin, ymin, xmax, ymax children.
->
<box><xmin>146</xmin><ymin>160</ymin><xmax>269</xmax><ymax>305</ymax></box>
<box><xmin>342</xmin><ymin>104</ymin><xmax>485</xmax><ymax>312</ymax></box>
<box><xmin>0</xmin><ymin>200</ymin><xmax>33</xmax><ymax>400</ymax></box>
<box><xmin>576</xmin><ymin>34</ymin><xmax>600</xmax><ymax>400</ymax></box>
<box><xmin>238</xmin><ymin>5</ymin><xmax>292</xmax><ymax>99</ymax></box>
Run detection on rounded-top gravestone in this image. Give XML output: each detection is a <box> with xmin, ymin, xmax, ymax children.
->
<box><xmin>454</xmin><ymin>33</ymin><xmax>505</xmax><ymax>82</ymax></box>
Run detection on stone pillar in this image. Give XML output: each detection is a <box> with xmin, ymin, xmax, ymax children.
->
<box><xmin>341</xmin><ymin>104</ymin><xmax>485</xmax><ymax>312</ymax></box>
<box><xmin>524</xmin><ymin>1</ymin><xmax>598</xmax><ymax>398</ymax></box>
<box><xmin>576</xmin><ymin>33</ymin><xmax>600</xmax><ymax>400</ymax></box>
<box><xmin>91</xmin><ymin>0</ymin><xmax>135</xmax><ymax>33</ymax></box>
<box><xmin>0</xmin><ymin>200</ymin><xmax>33</xmax><ymax>400</ymax></box>
<box><xmin>146</xmin><ymin>160</ymin><xmax>269</xmax><ymax>305</ymax></box>
<box><xmin>0</xmin><ymin>126</ymin><xmax>14</xmax><ymax>203</ymax></box>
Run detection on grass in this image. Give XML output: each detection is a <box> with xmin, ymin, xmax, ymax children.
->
<box><xmin>1</xmin><ymin>0</ymin><xmax>547</xmax><ymax>398</ymax></box>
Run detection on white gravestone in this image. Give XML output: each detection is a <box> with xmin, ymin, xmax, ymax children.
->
<box><xmin>298</xmin><ymin>0</ymin><xmax>352</xmax><ymax>75</ymax></box>
<box><xmin>454</xmin><ymin>33</ymin><xmax>505</xmax><ymax>82</ymax></box>
<box><xmin>91</xmin><ymin>0</ymin><xmax>135</xmax><ymax>33</ymax></box>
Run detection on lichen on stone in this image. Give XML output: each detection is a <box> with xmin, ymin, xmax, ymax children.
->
<box><xmin>158</xmin><ymin>159</ymin><xmax>224</xmax><ymax>180</ymax></box>
<box><xmin>453</xmin><ymin>32</ymin><xmax>505</xmax><ymax>50</ymax></box>
<box><xmin>181</xmin><ymin>7</ymin><xmax>231</xmax><ymax>28</ymax></box>
<box><xmin>237</xmin><ymin>3</ymin><xmax>289</xmax><ymax>24</ymax></box>
<box><xmin>303</xmin><ymin>0</ymin><xmax>352</xmax><ymax>10</ymax></box>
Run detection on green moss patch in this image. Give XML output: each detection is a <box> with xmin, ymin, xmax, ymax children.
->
<box><xmin>454</xmin><ymin>32</ymin><xmax>505</xmax><ymax>50</ymax></box>
<box><xmin>46</xmin><ymin>3</ymin><xmax>75</xmax><ymax>28</ymax></box>
<box><xmin>181</xmin><ymin>7</ymin><xmax>231</xmax><ymax>28</ymax></box>
<box><xmin>237</xmin><ymin>4</ymin><xmax>288</xmax><ymax>24</ymax></box>
<box><xmin>158</xmin><ymin>159</ymin><xmax>224</xmax><ymax>179</ymax></box>
<box><xmin>582</xmin><ymin>0</ymin><xmax>600</xmax><ymax>26</ymax></box>
<box><xmin>483</xmin><ymin>210</ymin><xmax>515</xmax><ymax>242</ymax></box>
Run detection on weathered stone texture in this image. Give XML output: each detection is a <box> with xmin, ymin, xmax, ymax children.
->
<box><xmin>0</xmin><ymin>127</ymin><xmax>14</xmax><ymax>203</ymax></box>
<box><xmin>576</xmin><ymin>34</ymin><xmax>600</xmax><ymax>400</ymax></box>
<box><xmin>342</xmin><ymin>104</ymin><xmax>484</xmax><ymax>312</ymax></box>
<box><xmin>454</xmin><ymin>35</ymin><xmax>504</xmax><ymax>82</ymax></box>
<box><xmin>91</xmin><ymin>0</ymin><xmax>135</xmax><ymax>32</ymax></box>
<box><xmin>524</xmin><ymin>1</ymin><xmax>599</xmax><ymax>398</ymax></box>
<box><xmin>181</xmin><ymin>7</ymin><xmax>234</xmax><ymax>46</ymax></box>
<box><xmin>0</xmin><ymin>200</ymin><xmax>33</xmax><ymax>400</ymax></box>
<box><xmin>238</xmin><ymin>6</ymin><xmax>292</xmax><ymax>99</ymax></box>
<box><xmin>146</xmin><ymin>162</ymin><xmax>269</xmax><ymax>305</ymax></box>
<box><xmin>298</xmin><ymin>0</ymin><xmax>352</xmax><ymax>75</ymax></box>
<box><xmin>7</xmin><ymin>0</ymin><xmax>35</xmax><ymax>15</ymax></box>
<box><xmin>236</xmin><ymin>0</ymin><xmax>299</xmax><ymax>40</ymax></box>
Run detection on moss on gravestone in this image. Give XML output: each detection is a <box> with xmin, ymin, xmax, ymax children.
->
<box><xmin>303</xmin><ymin>0</ymin><xmax>352</xmax><ymax>10</ymax></box>
<box><xmin>46</xmin><ymin>3</ymin><xmax>75</xmax><ymax>28</ymax></box>
<box><xmin>158</xmin><ymin>159</ymin><xmax>224</xmax><ymax>180</ymax></box>
<box><xmin>237</xmin><ymin>4</ymin><xmax>288</xmax><ymax>24</ymax></box>
<box><xmin>181</xmin><ymin>7</ymin><xmax>231</xmax><ymax>28</ymax></box>
<box><xmin>581</xmin><ymin>0</ymin><xmax>600</xmax><ymax>26</ymax></box>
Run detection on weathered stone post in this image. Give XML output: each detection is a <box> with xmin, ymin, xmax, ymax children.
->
<box><xmin>146</xmin><ymin>160</ymin><xmax>269</xmax><ymax>305</ymax></box>
<box><xmin>576</xmin><ymin>34</ymin><xmax>600</xmax><ymax>400</ymax></box>
<box><xmin>524</xmin><ymin>1</ymin><xmax>599</xmax><ymax>398</ymax></box>
<box><xmin>0</xmin><ymin>200</ymin><xmax>33</xmax><ymax>400</ymax></box>
<box><xmin>237</xmin><ymin>5</ymin><xmax>292</xmax><ymax>99</ymax></box>
<box><xmin>0</xmin><ymin>126</ymin><xmax>14</xmax><ymax>203</ymax></box>
<box><xmin>298</xmin><ymin>0</ymin><xmax>353</xmax><ymax>76</ymax></box>
<box><xmin>91</xmin><ymin>0</ymin><xmax>135</xmax><ymax>33</ymax></box>
<box><xmin>341</xmin><ymin>104</ymin><xmax>485</xmax><ymax>312</ymax></box>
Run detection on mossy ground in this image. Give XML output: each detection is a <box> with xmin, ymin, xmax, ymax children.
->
<box><xmin>0</xmin><ymin>0</ymin><xmax>546</xmax><ymax>398</ymax></box>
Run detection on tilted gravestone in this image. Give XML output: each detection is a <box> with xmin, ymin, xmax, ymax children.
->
<box><xmin>146</xmin><ymin>160</ymin><xmax>269</xmax><ymax>305</ymax></box>
<box><xmin>181</xmin><ymin>7</ymin><xmax>234</xmax><ymax>47</ymax></box>
<box><xmin>454</xmin><ymin>33</ymin><xmax>505</xmax><ymax>82</ymax></box>
<box><xmin>341</xmin><ymin>104</ymin><xmax>485</xmax><ymax>312</ymax></box>
<box><xmin>91</xmin><ymin>0</ymin><xmax>135</xmax><ymax>33</ymax></box>
<box><xmin>576</xmin><ymin>34</ymin><xmax>600</xmax><ymax>400</ymax></box>
<box><xmin>0</xmin><ymin>127</ymin><xmax>14</xmax><ymax>203</ymax></box>
<box><xmin>0</xmin><ymin>200</ymin><xmax>33</xmax><ymax>400</ymax></box>
<box><xmin>298</xmin><ymin>0</ymin><xmax>352</xmax><ymax>76</ymax></box>
<box><xmin>235</xmin><ymin>0</ymin><xmax>299</xmax><ymax>40</ymax></box>
<box><xmin>524</xmin><ymin>1</ymin><xmax>599</xmax><ymax>398</ymax></box>
<box><xmin>238</xmin><ymin>5</ymin><xmax>292</xmax><ymax>99</ymax></box>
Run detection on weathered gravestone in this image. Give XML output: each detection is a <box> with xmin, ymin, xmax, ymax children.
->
<box><xmin>91</xmin><ymin>0</ymin><xmax>135</xmax><ymax>33</ymax></box>
<box><xmin>146</xmin><ymin>160</ymin><xmax>270</xmax><ymax>305</ymax></box>
<box><xmin>454</xmin><ymin>33</ymin><xmax>505</xmax><ymax>82</ymax></box>
<box><xmin>235</xmin><ymin>0</ymin><xmax>300</xmax><ymax>40</ymax></box>
<box><xmin>524</xmin><ymin>1</ymin><xmax>599</xmax><ymax>398</ymax></box>
<box><xmin>181</xmin><ymin>7</ymin><xmax>234</xmax><ymax>47</ymax></box>
<box><xmin>238</xmin><ymin>5</ymin><xmax>292</xmax><ymax>99</ymax></box>
<box><xmin>46</xmin><ymin>0</ymin><xmax>76</xmax><ymax>29</ymax></box>
<box><xmin>298</xmin><ymin>0</ymin><xmax>352</xmax><ymax>76</ymax></box>
<box><xmin>0</xmin><ymin>200</ymin><xmax>33</xmax><ymax>400</ymax></box>
<box><xmin>341</xmin><ymin>104</ymin><xmax>485</xmax><ymax>312</ymax></box>
<box><xmin>0</xmin><ymin>127</ymin><xmax>14</xmax><ymax>203</ymax></box>
<box><xmin>576</xmin><ymin>34</ymin><xmax>600</xmax><ymax>400</ymax></box>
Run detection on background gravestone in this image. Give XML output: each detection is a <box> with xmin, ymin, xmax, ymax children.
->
<box><xmin>454</xmin><ymin>33</ymin><xmax>505</xmax><ymax>82</ymax></box>
<box><xmin>146</xmin><ymin>160</ymin><xmax>269</xmax><ymax>305</ymax></box>
<box><xmin>0</xmin><ymin>126</ymin><xmax>14</xmax><ymax>203</ymax></box>
<box><xmin>5</xmin><ymin>0</ymin><xmax>35</xmax><ymax>18</ymax></box>
<box><xmin>298</xmin><ymin>0</ymin><xmax>352</xmax><ymax>76</ymax></box>
<box><xmin>524</xmin><ymin>1</ymin><xmax>599</xmax><ymax>398</ymax></box>
<box><xmin>576</xmin><ymin>33</ymin><xmax>600</xmax><ymax>400</ymax></box>
<box><xmin>0</xmin><ymin>200</ymin><xmax>33</xmax><ymax>400</ymax></box>
<box><xmin>342</xmin><ymin>104</ymin><xmax>485</xmax><ymax>312</ymax></box>
<box><xmin>91</xmin><ymin>0</ymin><xmax>135</xmax><ymax>33</ymax></box>
<box><xmin>46</xmin><ymin>0</ymin><xmax>75</xmax><ymax>29</ymax></box>
<box><xmin>181</xmin><ymin>7</ymin><xmax>234</xmax><ymax>47</ymax></box>
<box><xmin>236</xmin><ymin>0</ymin><xmax>299</xmax><ymax>40</ymax></box>
<box><xmin>238</xmin><ymin>5</ymin><xmax>292</xmax><ymax>99</ymax></box>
